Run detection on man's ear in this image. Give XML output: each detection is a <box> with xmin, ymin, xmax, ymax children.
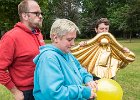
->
<box><xmin>22</xmin><ymin>13</ymin><xmax>28</xmax><ymax>20</ymax></box>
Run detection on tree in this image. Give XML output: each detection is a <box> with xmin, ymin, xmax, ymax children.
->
<box><xmin>79</xmin><ymin>0</ymin><xmax>111</xmax><ymax>38</ymax></box>
<box><xmin>41</xmin><ymin>0</ymin><xmax>81</xmax><ymax>39</ymax></box>
<box><xmin>0</xmin><ymin>0</ymin><xmax>139</xmax><ymax>39</ymax></box>
<box><xmin>0</xmin><ymin>0</ymin><xmax>20</xmax><ymax>36</ymax></box>
<box><xmin>107</xmin><ymin>0</ymin><xmax>140</xmax><ymax>40</ymax></box>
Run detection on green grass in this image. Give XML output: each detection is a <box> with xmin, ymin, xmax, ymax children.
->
<box><xmin>116</xmin><ymin>39</ymin><xmax>140</xmax><ymax>100</ymax></box>
<box><xmin>0</xmin><ymin>85</ymin><xmax>14</xmax><ymax>100</ymax></box>
<box><xmin>0</xmin><ymin>39</ymin><xmax>140</xmax><ymax>100</ymax></box>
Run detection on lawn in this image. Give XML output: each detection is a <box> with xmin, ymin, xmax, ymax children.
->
<box><xmin>0</xmin><ymin>39</ymin><xmax>140</xmax><ymax>100</ymax></box>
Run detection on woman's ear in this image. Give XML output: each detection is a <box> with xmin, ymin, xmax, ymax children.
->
<box><xmin>50</xmin><ymin>33</ymin><xmax>58</xmax><ymax>43</ymax></box>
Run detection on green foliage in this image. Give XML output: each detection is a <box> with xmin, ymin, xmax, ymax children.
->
<box><xmin>0</xmin><ymin>0</ymin><xmax>139</xmax><ymax>39</ymax></box>
<box><xmin>108</xmin><ymin>4</ymin><xmax>131</xmax><ymax>32</ymax></box>
<box><xmin>36</xmin><ymin>0</ymin><xmax>81</xmax><ymax>39</ymax></box>
<box><xmin>107</xmin><ymin>0</ymin><xmax>140</xmax><ymax>38</ymax></box>
<box><xmin>79</xmin><ymin>0</ymin><xmax>110</xmax><ymax>37</ymax></box>
<box><xmin>127</xmin><ymin>0</ymin><xmax>140</xmax><ymax>33</ymax></box>
<box><xmin>37</xmin><ymin>0</ymin><xmax>50</xmax><ymax>39</ymax></box>
<box><xmin>0</xmin><ymin>0</ymin><xmax>20</xmax><ymax>31</ymax></box>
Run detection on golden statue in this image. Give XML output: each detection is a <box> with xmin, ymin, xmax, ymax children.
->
<box><xmin>71</xmin><ymin>32</ymin><xmax>135</xmax><ymax>79</ymax></box>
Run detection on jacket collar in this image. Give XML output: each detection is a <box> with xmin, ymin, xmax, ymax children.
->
<box><xmin>14</xmin><ymin>22</ymin><xmax>41</xmax><ymax>34</ymax></box>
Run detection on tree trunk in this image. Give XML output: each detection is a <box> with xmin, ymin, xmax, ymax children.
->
<box><xmin>129</xmin><ymin>32</ymin><xmax>132</xmax><ymax>43</ymax></box>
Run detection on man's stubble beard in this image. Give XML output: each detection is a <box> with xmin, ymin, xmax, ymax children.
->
<box><xmin>29</xmin><ymin>18</ymin><xmax>43</xmax><ymax>29</ymax></box>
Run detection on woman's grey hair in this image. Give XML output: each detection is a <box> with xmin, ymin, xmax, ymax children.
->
<box><xmin>50</xmin><ymin>18</ymin><xmax>80</xmax><ymax>39</ymax></box>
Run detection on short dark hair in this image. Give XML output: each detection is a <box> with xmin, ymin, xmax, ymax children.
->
<box><xmin>95</xmin><ymin>18</ymin><xmax>110</xmax><ymax>28</ymax></box>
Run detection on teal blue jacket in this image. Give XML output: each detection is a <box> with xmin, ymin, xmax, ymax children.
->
<box><xmin>33</xmin><ymin>44</ymin><xmax>93</xmax><ymax>100</ymax></box>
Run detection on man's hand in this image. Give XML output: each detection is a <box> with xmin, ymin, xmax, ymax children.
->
<box><xmin>10</xmin><ymin>86</ymin><xmax>24</xmax><ymax>100</ymax></box>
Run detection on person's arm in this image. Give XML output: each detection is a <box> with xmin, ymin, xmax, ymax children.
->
<box><xmin>72</xmin><ymin>55</ymin><xmax>97</xmax><ymax>98</ymax></box>
<box><xmin>72</xmin><ymin>55</ymin><xmax>93</xmax><ymax>84</ymax></box>
<box><xmin>37</xmin><ymin>56</ymin><xmax>91</xmax><ymax>100</ymax></box>
<box><xmin>0</xmin><ymin>36</ymin><xmax>24</xmax><ymax>99</ymax></box>
<box><xmin>0</xmin><ymin>36</ymin><xmax>16</xmax><ymax>89</ymax></box>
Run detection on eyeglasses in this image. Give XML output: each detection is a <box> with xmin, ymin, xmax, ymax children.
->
<box><xmin>25</xmin><ymin>12</ymin><xmax>43</xmax><ymax>17</ymax></box>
